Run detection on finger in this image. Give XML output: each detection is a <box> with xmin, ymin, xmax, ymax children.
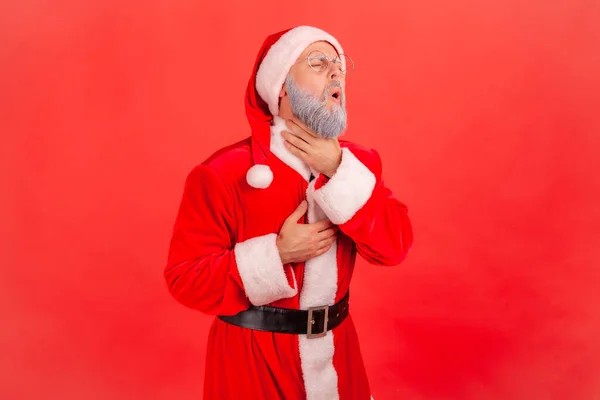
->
<box><xmin>284</xmin><ymin>139</ymin><xmax>309</xmax><ymax>161</ymax></box>
<box><xmin>317</xmin><ymin>235</ymin><xmax>337</xmax><ymax>249</ymax></box>
<box><xmin>314</xmin><ymin>240</ymin><xmax>334</xmax><ymax>256</ymax></box>
<box><xmin>286</xmin><ymin>120</ymin><xmax>317</xmax><ymax>143</ymax></box>
<box><xmin>288</xmin><ymin>200</ymin><xmax>308</xmax><ymax>221</ymax></box>
<box><xmin>284</xmin><ymin>120</ymin><xmax>304</xmax><ymax>137</ymax></box>
<box><xmin>311</xmin><ymin>219</ymin><xmax>334</xmax><ymax>232</ymax></box>
<box><xmin>288</xmin><ymin>119</ymin><xmax>318</xmax><ymax>140</ymax></box>
<box><xmin>281</xmin><ymin>130</ymin><xmax>310</xmax><ymax>152</ymax></box>
<box><xmin>316</xmin><ymin>226</ymin><xmax>339</xmax><ymax>241</ymax></box>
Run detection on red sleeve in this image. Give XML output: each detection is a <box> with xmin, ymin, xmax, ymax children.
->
<box><xmin>165</xmin><ymin>164</ymin><xmax>297</xmax><ymax>316</ymax></box>
<box><xmin>312</xmin><ymin>148</ymin><xmax>414</xmax><ymax>266</ymax></box>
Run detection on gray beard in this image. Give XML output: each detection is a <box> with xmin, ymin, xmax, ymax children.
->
<box><xmin>285</xmin><ymin>75</ymin><xmax>347</xmax><ymax>139</ymax></box>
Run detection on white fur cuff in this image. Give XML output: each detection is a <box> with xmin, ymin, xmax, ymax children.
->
<box><xmin>313</xmin><ymin>148</ymin><xmax>376</xmax><ymax>225</ymax></box>
<box><xmin>234</xmin><ymin>233</ymin><xmax>297</xmax><ymax>306</ymax></box>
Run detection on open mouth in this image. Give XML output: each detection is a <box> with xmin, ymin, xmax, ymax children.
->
<box><xmin>330</xmin><ymin>88</ymin><xmax>342</xmax><ymax>101</ymax></box>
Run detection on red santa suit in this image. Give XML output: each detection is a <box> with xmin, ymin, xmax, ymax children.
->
<box><xmin>165</xmin><ymin>26</ymin><xmax>414</xmax><ymax>400</ymax></box>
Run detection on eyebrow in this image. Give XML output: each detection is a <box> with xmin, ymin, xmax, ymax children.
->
<box><xmin>308</xmin><ymin>53</ymin><xmax>340</xmax><ymax>60</ymax></box>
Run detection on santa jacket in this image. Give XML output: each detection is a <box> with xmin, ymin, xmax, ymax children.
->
<box><xmin>165</xmin><ymin>112</ymin><xmax>414</xmax><ymax>399</ymax></box>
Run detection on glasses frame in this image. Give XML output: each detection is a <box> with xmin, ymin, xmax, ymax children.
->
<box><xmin>296</xmin><ymin>50</ymin><xmax>355</xmax><ymax>76</ymax></box>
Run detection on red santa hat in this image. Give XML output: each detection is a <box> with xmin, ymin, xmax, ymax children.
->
<box><xmin>244</xmin><ymin>26</ymin><xmax>345</xmax><ymax>189</ymax></box>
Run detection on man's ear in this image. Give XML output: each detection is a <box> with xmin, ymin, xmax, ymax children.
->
<box><xmin>279</xmin><ymin>85</ymin><xmax>287</xmax><ymax>98</ymax></box>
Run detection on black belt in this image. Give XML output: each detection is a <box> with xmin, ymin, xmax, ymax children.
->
<box><xmin>218</xmin><ymin>291</ymin><xmax>350</xmax><ymax>339</ymax></box>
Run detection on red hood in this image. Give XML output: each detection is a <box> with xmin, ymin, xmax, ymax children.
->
<box><xmin>244</xmin><ymin>28</ymin><xmax>292</xmax><ymax>167</ymax></box>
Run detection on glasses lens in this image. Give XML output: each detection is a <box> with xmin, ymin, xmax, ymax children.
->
<box><xmin>339</xmin><ymin>54</ymin><xmax>355</xmax><ymax>76</ymax></box>
<box><xmin>307</xmin><ymin>51</ymin><xmax>328</xmax><ymax>72</ymax></box>
<box><xmin>306</xmin><ymin>52</ymin><xmax>355</xmax><ymax>76</ymax></box>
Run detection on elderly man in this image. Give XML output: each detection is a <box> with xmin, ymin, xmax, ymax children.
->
<box><xmin>165</xmin><ymin>26</ymin><xmax>414</xmax><ymax>400</ymax></box>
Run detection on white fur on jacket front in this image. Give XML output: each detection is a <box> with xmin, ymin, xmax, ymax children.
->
<box><xmin>298</xmin><ymin>176</ymin><xmax>341</xmax><ymax>400</ymax></box>
<box><xmin>236</xmin><ymin>119</ymin><xmax>376</xmax><ymax>399</ymax></box>
<box><xmin>269</xmin><ymin>118</ymin><xmax>377</xmax><ymax>400</ymax></box>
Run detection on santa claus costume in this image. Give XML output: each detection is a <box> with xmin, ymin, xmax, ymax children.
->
<box><xmin>165</xmin><ymin>26</ymin><xmax>414</xmax><ymax>400</ymax></box>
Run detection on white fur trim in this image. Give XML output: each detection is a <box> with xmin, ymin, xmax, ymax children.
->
<box><xmin>267</xmin><ymin>114</ymin><xmax>342</xmax><ymax>399</ymax></box>
<box><xmin>298</xmin><ymin>333</ymin><xmax>339</xmax><ymax>400</ymax></box>
<box><xmin>256</xmin><ymin>26</ymin><xmax>345</xmax><ymax>116</ymax></box>
<box><xmin>246</xmin><ymin>164</ymin><xmax>273</xmax><ymax>189</ymax></box>
<box><xmin>302</xmin><ymin>179</ymin><xmax>339</xmax><ymax>307</ymax></box>
<box><xmin>313</xmin><ymin>148</ymin><xmax>376</xmax><ymax>225</ymax></box>
<box><xmin>298</xmin><ymin>178</ymin><xmax>340</xmax><ymax>400</ymax></box>
<box><xmin>234</xmin><ymin>233</ymin><xmax>297</xmax><ymax>306</ymax></box>
<box><xmin>270</xmin><ymin>116</ymin><xmax>312</xmax><ymax>181</ymax></box>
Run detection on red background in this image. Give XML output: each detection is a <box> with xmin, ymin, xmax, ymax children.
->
<box><xmin>2</xmin><ymin>1</ymin><xmax>599</xmax><ymax>399</ymax></box>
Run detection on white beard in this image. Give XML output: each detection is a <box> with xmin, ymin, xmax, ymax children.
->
<box><xmin>285</xmin><ymin>75</ymin><xmax>347</xmax><ymax>139</ymax></box>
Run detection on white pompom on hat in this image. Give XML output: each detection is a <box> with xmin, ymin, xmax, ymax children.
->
<box><xmin>246</xmin><ymin>164</ymin><xmax>273</xmax><ymax>189</ymax></box>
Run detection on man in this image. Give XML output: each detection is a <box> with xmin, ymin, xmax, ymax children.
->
<box><xmin>165</xmin><ymin>26</ymin><xmax>414</xmax><ymax>400</ymax></box>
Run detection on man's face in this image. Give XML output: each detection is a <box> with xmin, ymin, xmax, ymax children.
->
<box><xmin>282</xmin><ymin>41</ymin><xmax>347</xmax><ymax>139</ymax></box>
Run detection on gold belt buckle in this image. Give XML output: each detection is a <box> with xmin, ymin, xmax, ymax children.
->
<box><xmin>307</xmin><ymin>305</ymin><xmax>329</xmax><ymax>339</ymax></box>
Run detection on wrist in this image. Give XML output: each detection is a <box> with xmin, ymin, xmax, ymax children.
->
<box><xmin>276</xmin><ymin>236</ymin><xmax>289</xmax><ymax>264</ymax></box>
<box><xmin>324</xmin><ymin>167</ymin><xmax>337</xmax><ymax>178</ymax></box>
<box><xmin>325</xmin><ymin>152</ymin><xmax>342</xmax><ymax>178</ymax></box>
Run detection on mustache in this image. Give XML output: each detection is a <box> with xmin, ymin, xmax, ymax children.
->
<box><xmin>321</xmin><ymin>80</ymin><xmax>344</xmax><ymax>102</ymax></box>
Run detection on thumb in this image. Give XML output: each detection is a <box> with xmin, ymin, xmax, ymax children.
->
<box><xmin>288</xmin><ymin>200</ymin><xmax>308</xmax><ymax>222</ymax></box>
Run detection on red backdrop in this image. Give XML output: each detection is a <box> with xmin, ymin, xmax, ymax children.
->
<box><xmin>2</xmin><ymin>1</ymin><xmax>599</xmax><ymax>399</ymax></box>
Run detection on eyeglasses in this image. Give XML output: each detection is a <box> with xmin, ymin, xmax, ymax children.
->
<box><xmin>301</xmin><ymin>50</ymin><xmax>355</xmax><ymax>76</ymax></box>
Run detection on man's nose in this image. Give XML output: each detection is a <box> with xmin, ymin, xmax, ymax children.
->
<box><xmin>328</xmin><ymin>61</ymin><xmax>343</xmax><ymax>80</ymax></box>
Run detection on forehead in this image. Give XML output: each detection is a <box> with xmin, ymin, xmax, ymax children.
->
<box><xmin>297</xmin><ymin>41</ymin><xmax>339</xmax><ymax>61</ymax></box>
